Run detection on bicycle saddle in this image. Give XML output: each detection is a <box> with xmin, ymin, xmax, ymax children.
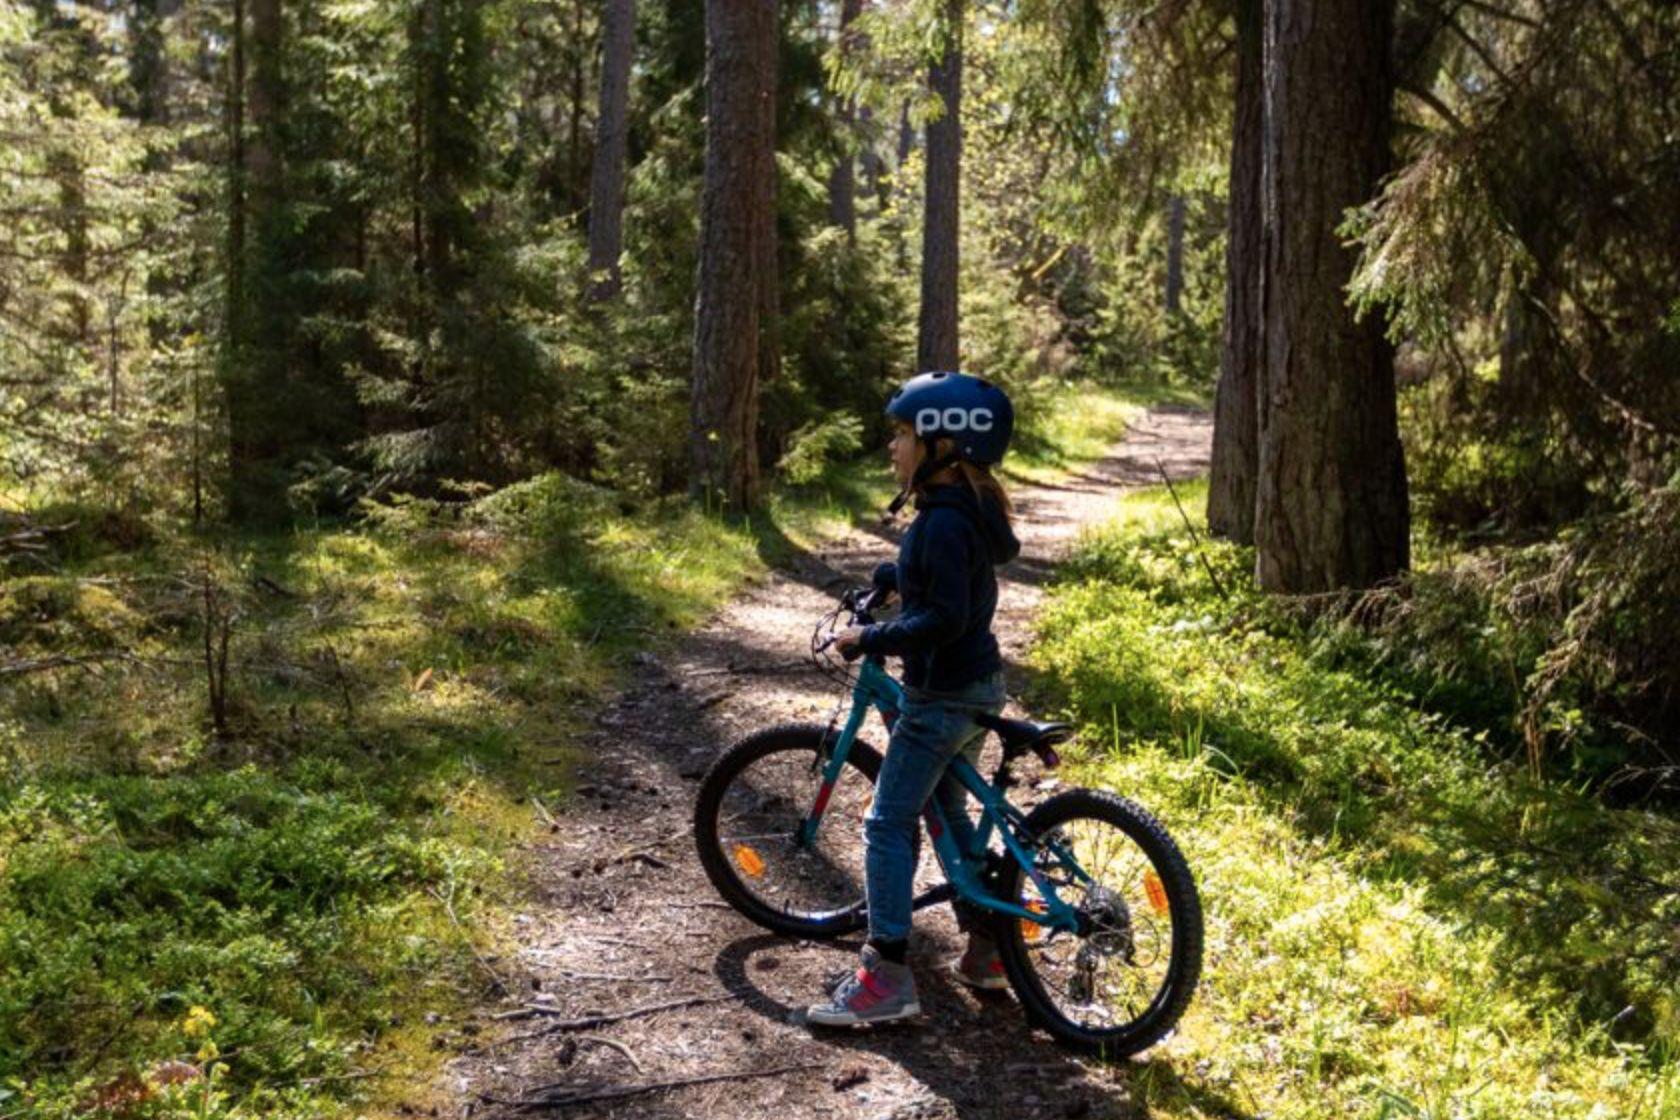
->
<box><xmin>975</xmin><ymin>712</ymin><xmax>1073</xmax><ymax>766</ymax></box>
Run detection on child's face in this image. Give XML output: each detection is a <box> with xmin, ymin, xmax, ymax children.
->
<box><xmin>888</xmin><ymin>423</ymin><xmax>921</xmax><ymax>488</ymax></box>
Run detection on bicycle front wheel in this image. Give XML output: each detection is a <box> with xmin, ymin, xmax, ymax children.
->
<box><xmin>693</xmin><ymin>723</ymin><xmax>906</xmax><ymax>939</ymax></box>
<box><xmin>996</xmin><ymin>788</ymin><xmax>1203</xmax><ymax>1057</ymax></box>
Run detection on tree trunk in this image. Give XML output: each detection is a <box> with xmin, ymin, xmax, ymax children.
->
<box><xmin>1206</xmin><ymin>0</ymin><xmax>1262</xmax><ymax>544</ymax></box>
<box><xmin>1164</xmin><ymin>193</ymin><xmax>1186</xmax><ymax>315</ymax></box>
<box><xmin>248</xmin><ymin>0</ymin><xmax>281</xmax><ymax>200</ymax></box>
<box><xmin>223</xmin><ymin>0</ymin><xmax>289</xmax><ymax>522</ymax></box>
<box><xmin>827</xmin><ymin>0</ymin><xmax>863</xmax><ymax>241</ymax></box>
<box><xmin>225</xmin><ymin>0</ymin><xmax>245</xmax><ymax>369</ymax></box>
<box><xmin>691</xmin><ymin>0</ymin><xmax>775</xmax><ymax>510</ymax></box>
<box><xmin>756</xmin><ymin>3</ymin><xmax>780</xmax><ymax>398</ymax></box>
<box><xmin>1255</xmin><ymin>0</ymin><xmax>1409</xmax><ymax>592</ymax></box>
<box><xmin>858</xmin><ymin>104</ymin><xmax>883</xmax><ymax>201</ymax></box>
<box><xmin>129</xmin><ymin>0</ymin><xmax>178</xmax><ymax>125</ymax></box>
<box><xmin>587</xmin><ymin>0</ymin><xmax>635</xmax><ymax>298</ymax></box>
<box><xmin>568</xmin><ymin>0</ymin><xmax>585</xmax><ymax>212</ymax></box>
<box><xmin>916</xmin><ymin>0</ymin><xmax>961</xmax><ymax>373</ymax></box>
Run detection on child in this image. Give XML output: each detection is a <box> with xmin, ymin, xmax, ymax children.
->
<box><xmin>807</xmin><ymin>371</ymin><xmax>1020</xmax><ymax>1027</ymax></box>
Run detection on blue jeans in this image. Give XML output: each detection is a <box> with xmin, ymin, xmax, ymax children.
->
<box><xmin>863</xmin><ymin>669</ymin><xmax>1007</xmax><ymax>944</ymax></box>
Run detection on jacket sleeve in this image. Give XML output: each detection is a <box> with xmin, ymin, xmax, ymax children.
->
<box><xmin>857</xmin><ymin>512</ymin><xmax>973</xmax><ymax>655</ymax></box>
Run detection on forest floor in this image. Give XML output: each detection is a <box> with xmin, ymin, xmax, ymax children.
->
<box><xmin>437</xmin><ymin>406</ymin><xmax>1214</xmax><ymax>1120</ymax></box>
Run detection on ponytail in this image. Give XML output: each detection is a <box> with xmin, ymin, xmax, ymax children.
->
<box><xmin>918</xmin><ymin>437</ymin><xmax>1014</xmax><ymax>528</ymax></box>
<box><xmin>956</xmin><ymin>460</ymin><xmax>1013</xmax><ymax>528</ymax></box>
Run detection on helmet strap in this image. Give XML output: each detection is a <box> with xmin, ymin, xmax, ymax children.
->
<box><xmin>886</xmin><ymin>445</ymin><xmax>958</xmax><ymax>518</ymax></box>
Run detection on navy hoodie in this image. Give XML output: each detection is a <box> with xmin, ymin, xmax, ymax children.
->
<box><xmin>857</xmin><ymin>482</ymin><xmax>1021</xmax><ymax>691</ymax></box>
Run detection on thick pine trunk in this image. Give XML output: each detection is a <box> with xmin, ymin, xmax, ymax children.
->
<box><xmin>827</xmin><ymin>0</ymin><xmax>862</xmax><ymax>241</ymax></box>
<box><xmin>1206</xmin><ymin>0</ymin><xmax>1262</xmax><ymax>544</ymax></box>
<box><xmin>1255</xmin><ymin>0</ymin><xmax>1409</xmax><ymax>591</ymax></box>
<box><xmin>691</xmin><ymin>0</ymin><xmax>775</xmax><ymax>510</ymax></box>
<box><xmin>916</xmin><ymin>0</ymin><xmax>961</xmax><ymax>373</ymax></box>
<box><xmin>224</xmin><ymin>0</ymin><xmax>288</xmax><ymax>521</ymax></box>
<box><xmin>756</xmin><ymin>1</ymin><xmax>779</xmax><ymax>397</ymax></box>
<box><xmin>587</xmin><ymin>0</ymin><xmax>634</xmax><ymax>298</ymax></box>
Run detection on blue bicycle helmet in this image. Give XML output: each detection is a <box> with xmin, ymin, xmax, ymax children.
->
<box><xmin>885</xmin><ymin>371</ymin><xmax>1014</xmax><ymax>466</ymax></box>
<box><xmin>883</xmin><ymin>371</ymin><xmax>1014</xmax><ymax>515</ymax></box>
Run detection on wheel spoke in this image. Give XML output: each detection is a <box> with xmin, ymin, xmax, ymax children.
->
<box><xmin>1003</xmin><ymin>797</ymin><xmax>1199</xmax><ymax>1052</ymax></box>
<box><xmin>705</xmin><ymin>741</ymin><xmax>881</xmax><ymax>925</ymax></box>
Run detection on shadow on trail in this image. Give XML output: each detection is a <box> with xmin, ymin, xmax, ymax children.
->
<box><xmin>712</xmin><ymin>932</ymin><xmax>1106</xmax><ymax>1120</ymax></box>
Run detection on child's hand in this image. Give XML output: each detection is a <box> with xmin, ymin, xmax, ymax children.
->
<box><xmin>834</xmin><ymin>626</ymin><xmax>869</xmax><ymax>657</ymax></box>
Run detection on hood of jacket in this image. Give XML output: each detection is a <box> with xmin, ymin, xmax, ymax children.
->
<box><xmin>916</xmin><ymin>483</ymin><xmax>1021</xmax><ymax>565</ymax></box>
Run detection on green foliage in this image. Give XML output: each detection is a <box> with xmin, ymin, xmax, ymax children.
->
<box><xmin>776</xmin><ymin>413</ymin><xmax>865</xmax><ymax>487</ymax></box>
<box><xmin>1030</xmin><ymin>484</ymin><xmax>1680</xmax><ymax>1118</ymax></box>
<box><xmin>1312</xmin><ymin>481</ymin><xmax>1680</xmax><ymax>788</ymax></box>
<box><xmin>0</xmin><ymin>486</ymin><xmax>773</xmax><ymax>1116</ymax></box>
<box><xmin>1349</xmin><ymin>2</ymin><xmax>1680</xmax><ymax>529</ymax></box>
<box><xmin>0</xmin><ymin>767</ymin><xmax>491</xmax><ymax>1098</ymax></box>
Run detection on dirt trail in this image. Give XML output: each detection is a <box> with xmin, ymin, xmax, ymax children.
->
<box><xmin>440</xmin><ymin>406</ymin><xmax>1212</xmax><ymax>1120</ymax></box>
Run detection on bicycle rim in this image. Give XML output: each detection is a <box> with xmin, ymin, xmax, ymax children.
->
<box><xmin>999</xmin><ymin>789</ymin><xmax>1202</xmax><ymax>1053</ymax></box>
<box><xmin>696</xmin><ymin>725</ymin><xmax>883</xmax><ymax>933</ymax></box>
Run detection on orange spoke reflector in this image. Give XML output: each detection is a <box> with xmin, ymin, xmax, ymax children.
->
<box><xmin>1020</xmin><ymin>899</ymin><xmax>1048</xmax><ymax>942</ymax></box>
<box><xmin>735</xmin><ymin>844</ymin><xmax>766</xmax><ymax>878</ymax></box>
<box><xmin>1144</xmin><ymin>870</ymin><xmax>1170</xmax><ymax>914</ymax></box>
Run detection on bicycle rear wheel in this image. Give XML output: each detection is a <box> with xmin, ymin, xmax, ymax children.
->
<box><xmin>995</xmin><ymin>788</ymin><xmax>1202</xmax><ymax>1057</ymax></box>
<box><xmin>693</xmin><ymin>723</ymin><xmax>909</xmax><ymax>939</ymax></box>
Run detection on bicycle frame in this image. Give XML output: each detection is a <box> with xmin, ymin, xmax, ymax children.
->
<box><xmin>798</xmin><ymin>653</ymin><xmax>1085</xmax><ymax>934</ymax></box>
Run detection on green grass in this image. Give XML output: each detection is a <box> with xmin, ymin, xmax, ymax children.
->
<box><xmin>0</xmin><ymin>483</ymin><xmax>770</xmax><ymax>1118</ymax></box>
<box><xmin>0</xmin><ymin>382</ymin><xmax>1154</xmax><ymax>1118</ymax></box>
<box><xmin>1005</xmin><ymin>379</ymin><xmax>1200</xmax><ymax>486</ymax></box>
<box><xmin>1028</xmin><ymin>482</ymin><xmax>1680</xmax><ymax>1119</ymax></box>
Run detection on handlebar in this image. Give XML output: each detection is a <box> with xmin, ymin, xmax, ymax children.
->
<box><xmin>813</xmin><ymin>584</ymin><xmax>895</xmax><ymax>662</ymax></box>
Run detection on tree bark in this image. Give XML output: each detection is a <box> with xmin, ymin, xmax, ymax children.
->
<box><xmin>1255</xmin><ymin>0</ymin><xmax>1409</xmax><ymax>592</ymax></box>
<box><xmin>248</xmin><ymin>0</ymin><xmax>281</xmax><ymax>201</ymax></box>
<box><xmin>129</xmin><ymin>0</ymin><xmax>179</xmax><ymax>126</ymax></box>
<box><xmin>691</xmin><ymin>0</ymin><xmax>775</xmax><ymax>510</ymax></box>
<box><xmin>1206</xmin><ymin>0</ymin><xmax>1262</xmax><ymax>544</ymax></box>
<box><xmin>225</xmin><ymin>0</ymin><xmax>245</xmax><ymax>368</ymax></box>
<box><xmin>756</xmin><ymin>1</ymin><xmax>779</xmax><ymax>398</ymax></box>
<box><xmin>916</xmin><ymin>0</ymin><xmax>961</xmax><ymax>373</ymax></box>
<box><xmin>859</xmin><ymin>104</ymin><xmax>882</xmax><ymax>200</ymax></box>
<box><xmin>587</xmin><ymin>0</ymin><xmax>635</xmax><ymax>298</ymax></box>
<box><xmin>827</xmin><ymin>0</ymin><xmax>863</xmax><ymax>241</ymax></box>
<box><xmin>223</xmin><ymin>0</ymin><xmax>289</xmax><ymax>522</ymax></box>
<box><xmin>1164</xmin><ymin>193</ymin><xmax>1186</xmax><ymax>316</ymax></box>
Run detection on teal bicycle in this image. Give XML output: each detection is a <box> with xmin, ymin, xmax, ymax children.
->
<box><xmin>693</xmin><ymin>585</ymin><xmax>1203</xmax><ymax>1056</ymax></box>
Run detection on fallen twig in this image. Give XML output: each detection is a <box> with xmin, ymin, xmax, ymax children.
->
<box><xmin>487</xmin><ymin>1061</ymin><xmax>825</xmax><ymax>1110</ymax></box>
<box><xmin>551</xmin><ymin>969</ymin><xmax>673</xmax><ymax>983</ymax></box>
<box><xmin>530</xmin><ymin>796</ymin><xmax>559</xmax><ymax>828</ymax></box>
<box><xmin>489</xmin><ymin>992</ymin><xmax>736</xmax><ymax>1026</ymax></box>
<box><xmin>532</xmin><ymin>1035</ymin><xmax>642</xmax><ymax>1077</ymax></box>
<box><xmin>685</xmin><ymin>660</ymin><xmax>810</xmax><ymax>678</ymax></box>
<box><xmin>426</xmin><ymin>886</ymin><xmax>509</xmax><ymax>997</ymax></box>
<box><xmin>662</xmin><ymin>900</ymin><xmax>733</xmax><ymax>911</ymax></box>
<box><xmin>579</xmin><ymin>839</ymin><xmax>672</xmax><ymax>874</ymax></box>
<box><xmin>297</xmin><ymin>1068</ymin><xmax>387</xmax><ymax>1088</ymax></box>
<box><xmin>0</xmin><ymin>651</ymin><xmax>127</xmax><ymax>676</ymax></box>
<box><xmin>1155</xmin><ymin>455</ymin><xmax>1228</xmax><ymax>600</ymax></box>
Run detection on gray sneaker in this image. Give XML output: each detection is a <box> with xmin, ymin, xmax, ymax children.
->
<box><xmin>951</xmin><ymin>933</ymin><xmax>1009</xmax><ymax>991</ymax></box>
<box><xmin>806</xmin><ymin>945</ymin><xmax>921</xmax><ymax>1026</ymax></box>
